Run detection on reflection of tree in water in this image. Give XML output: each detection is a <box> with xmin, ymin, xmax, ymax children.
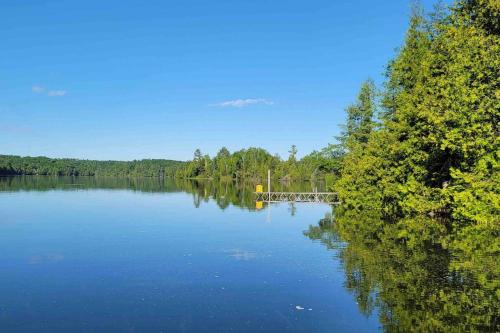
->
<box><xmin>304</xmin><ymin>211</ymin><xmax>499</xmax><ymax>332</ymax></box>
<box><xmin>0</xmin><ymin>175</ymin><xmax>182</xmax><ymax>193</ymax></box>
<box><xmin>180</xmin><ymin>179</ymin><xmax>319</xmax><ymax>212</ymax></box>
<box><xmin>1</xmin><ymin>176</ymin><xmax>321</xmax><ymax>213</ymax></box>
<box><xmin>175</xmin><ymin>179</ymin><xmax>257</xmax><ymax>211</ymax></box>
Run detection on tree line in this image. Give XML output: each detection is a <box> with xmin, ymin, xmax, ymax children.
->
<box><xmin>2</xmin><ymin>1</ymin><xmax>497</xmax><ymax>230</ymax></box>
<box><xmin>0</xmin><ymin>155</ymin><xmax>184</xmax><ymax>177</ymax></box>
<box><xmin>333</xmin><ymin>0</ymin><xmax>498</xmax><ymax>237</ymax></box>
<box><xmin>177</xmin><ymin>0</ymin><xmax>499</xmax><ymax>226</ymax></box>
<box><xmin>174</xmin><ymin>145</ymin><xmax>342</xmax><ymax>184</ymax></box>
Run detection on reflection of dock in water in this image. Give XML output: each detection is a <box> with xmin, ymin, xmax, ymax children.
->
<box><xmin>255</xmin><ymin>191</ymin><xmax>339</xmax><ymax>205</ymax></box>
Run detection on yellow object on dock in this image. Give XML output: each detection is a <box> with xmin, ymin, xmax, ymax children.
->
<box><xmin>255</xmin><ymin>201</ymin><xmax>263</xmax><ymax>210</ymax></box>
<box><xmin>256</xmin><ymin>185</ymin><xmax>263</xmax><ymax>193</ymax></box>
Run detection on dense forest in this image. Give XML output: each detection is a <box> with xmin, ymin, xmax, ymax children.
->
<box><xmin>2</xmin><ymin>1</ymin><xmax>497</xmax><ymax>227</ymax></box>
<box><xmin>3</xmin><ymin>0</ymin><xmax>498</xmax><ymax>219</ymax></box>
<box><xmin>335</xmin><ymin>0</ymin><xmax>498</xmax><ymax>223</ymax></box>
<box><xmin>0</xmin><ymin>146</ymin><xmax>343</xmax><ymax>183</ymax></box>
<box><xmin>0</xmin><ymin>155</ymin><xmax>184</xmax><ymax>177</ymax></box>
<box><xmin>174</xmin><ymin>145</ymin><xmax>342</xmax><ymax>183</ymax></box>
<box><xmin>324</xmin><ymin>1</ymin><xmax>499</xmax><ymax>329</ymax></box>
<box><xmin>333</xmin><ymin>0</ymin><xmax>498</xmax><ymax>255</ymax></box>
<box><xmin>177</xmin><ymin>0</ymin><xmax>499</xmax><ymax>222</ymax></box>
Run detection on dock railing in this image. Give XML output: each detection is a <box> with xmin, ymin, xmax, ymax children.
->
<box><xmin>255</xmin><ymin>191</ymin><xmax>339</xmax><ymax>204</ymax></box>
<box><xmin>254</xmin><ymin>170</ymin><xmax>339</xmax><ymax>205</ymax></box>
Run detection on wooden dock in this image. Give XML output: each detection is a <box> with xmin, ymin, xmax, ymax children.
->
<box><xmin>255</xmin><ymin>191</ymin><xmax>339</xmax><ymax>204</ymax></box>
<box><xmin>254</xmin><ymin>170</ymin><xmax>339</xmax><ymax>205</ymax></box>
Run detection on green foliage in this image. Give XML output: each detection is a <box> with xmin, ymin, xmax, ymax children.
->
<box><xmin>329</xmin><ymin>2</ymin><xmax>500</xmax><ymax>329</ymax></box>
<box><xmin>0</xmin><ymin>155</ymin><xmax>184</xmax><ymax>177</ymax></box>
<box><xmin>339</xmin><ymin>79</ymin><xmax>377</xmax><ymax>148</ymax></box>
<box><xmin>455</xmin><ymin>0</ymin><xmax>500</xmax><ymax>34</ymax></box>
<box><xmin>335</xmin><ymin>0</ymin><xmax>499</xmax><ymax>222</ymax></box>
<box><xmin>176</xmin><ymin>146</ymin><xmax>343</xmax><ymax>182</ymax></box>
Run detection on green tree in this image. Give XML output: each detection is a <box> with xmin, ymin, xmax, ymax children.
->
<box><xmin>336</xmin><ymin>0</ymin><xmax>499</xmax><ymax>221</ymax></box>
<box><xmin>288</xmin><ymin>145</ymin><xmax>298</xmax><ymax>163</ymax></box>
<box><xmin>340</xmin><ymin>79</ymin><xmax>377</xmax><ymax>149</ymax></box>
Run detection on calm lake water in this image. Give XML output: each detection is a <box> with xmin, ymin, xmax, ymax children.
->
<box><xmin>0</xmin><ymin>177</ymin><xmax>380</xmax><ymax>332</ymax></box>
<box><xmin>1</xmin><ymin>177</ymin><xmax>497</xmax><ymax>332</ymax></box>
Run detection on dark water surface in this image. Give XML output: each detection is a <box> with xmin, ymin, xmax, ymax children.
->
<box><xmin>0</xmin><ymin>177</ymin><xmax>379</xmax><ymax>332</ymax></box>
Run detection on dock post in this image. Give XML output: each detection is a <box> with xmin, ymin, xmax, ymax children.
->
<box><xmin>267</xmin><ymin>169</ymin><xmax>271</xmax><ymax>202</ymax></box>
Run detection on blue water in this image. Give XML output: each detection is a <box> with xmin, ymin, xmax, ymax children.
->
<box><xmin>0</xmin><ymin>180</ymin><xmax>380</xmax><ymax>332</ymax></box>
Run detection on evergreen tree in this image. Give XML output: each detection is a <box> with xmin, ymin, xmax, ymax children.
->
<box><xmin>339</xmin><ymin>79</ymin><xmax>377</xmax><ymax>149</ymax></box>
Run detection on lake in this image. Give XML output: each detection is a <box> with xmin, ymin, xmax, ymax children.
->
<box><xmin>0</xmin><ymin>177</ymin><xmax>496</xmax><ymax>332</ymax></box>
<box><xmin>0</xmin><ymin>176</ymin><xmax>380</xmax><ymax>332</ymax></box>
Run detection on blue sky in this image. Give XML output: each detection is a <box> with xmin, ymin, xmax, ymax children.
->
<box><xmin>1</xmin><ymin>0</ymin><xmax>445</xmax><ymax>161</ymax></box>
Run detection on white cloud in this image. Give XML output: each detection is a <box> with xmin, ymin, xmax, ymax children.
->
<box><xmin>32</xmin><ymin>85</ymin><xmax>67</xmax><ymax>97</ymax></box>
<box><xmin>32</xmin><ymin>85</ymin><xmax>44</xmax><ymax>93</ymax></box>
<box><xmin>47</xmin><ymin>90</ymin><xmax>67</xmax><ymax>97</ymax></box>
<box><xmin>212</xmin><ymin>98</ymin><xmax>274</xmax><ymax>108</ymax></box>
